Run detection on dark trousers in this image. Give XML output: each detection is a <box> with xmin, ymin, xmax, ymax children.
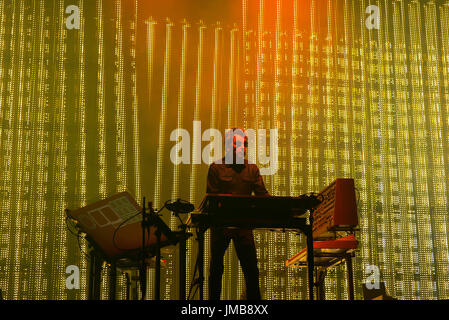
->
<box><xmin>208</xmin><ymin>227</ymin><xmax>261</xmax><ymax>300</ymax></box>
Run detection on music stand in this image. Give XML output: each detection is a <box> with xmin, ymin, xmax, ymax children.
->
<box><xmin>67</xmin><ymin>192</ymin><xmax>178</xmax><ymax>300</ymax></box>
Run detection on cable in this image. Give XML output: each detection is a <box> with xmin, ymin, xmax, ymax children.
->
<box><xmin>187</xmin><ymin>261</ymin><xmax>197</xmax><ymax>299</ymax></box>
<box><xmin>175</xmin><ymin>213</ymin><xmax>187</xmax><ymax>229</ymax></box>
<box><xmin>190</xmin><ymin>285</ymin><xmax>199</xmax><ymax>301</ymax></box>
<box><xmin>65</xmin><ymin>214</ymin><xmax>80</xmax><ymax>237</ymax></box>
<box><xmin>65</xmin><ymin>211</ymin><xmax>102</xmax><ymax>280</ymax></box>
<box><xmin>65</xmin><ymin>213</ymin><xmax>91</xmax><ymax>261</ymax></box>
<box><xmin>77</xmin><ymin>231</ymin><xmax>91</xmax><ymax>261</ymax></box>
<box><xmin>187</xmin><ymin>250</ymin><xmax>200</xmax><ymax>300</ymax></box>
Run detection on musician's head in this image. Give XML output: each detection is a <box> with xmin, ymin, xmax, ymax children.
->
<box><xmin>224</xmin><ymin>128</ymin><xmax>248</xmax><ymax>164</ymax></box>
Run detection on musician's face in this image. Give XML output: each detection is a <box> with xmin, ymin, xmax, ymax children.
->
<box><xmin>233</xmin><ymin>135</ymin><xmax>247</xmax><ymax>161</ymax></box>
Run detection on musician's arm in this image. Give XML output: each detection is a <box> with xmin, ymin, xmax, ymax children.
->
<box><xmin>206</xmin><ymin>164</ymin><xmax>221</xmax><ymax>194</ymax></box>
<box><xmin>253</xmin><ymin>166</ymin><xmax>270</xmax><ymax>196</ymax></box>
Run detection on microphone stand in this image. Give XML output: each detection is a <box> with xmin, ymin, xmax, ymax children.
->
<box><xmin>171</xmin><ymin>203</ymin><xmax>189</xmax><ymax>300</ymax></box>
<box><xmin>153</xmin><ymin>204</ymin><xmax>161</xmax><ymax>301</ymax></box>
<box><xmin>140</xmin><ymin>197</ymin><xmax>148</xmax><ymax>300</ymax></box>
<box><xmin>196</xmin><ymin>225</ymin><xmax>206</xmax><ymax>300</ymax></box>
<box><xmin>140</xmin><ymin>198</ymin><xmax>162</xmax><ymax>300</ymax></box>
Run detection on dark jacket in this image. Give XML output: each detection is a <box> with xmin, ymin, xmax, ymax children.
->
<box><xmin>206</xmin><ymin>158</ymin><xmax>269</xmax><ymax>196</ymax></box>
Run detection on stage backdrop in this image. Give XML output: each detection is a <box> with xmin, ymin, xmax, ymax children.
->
<box><xmin>0</xmin><ymin>0</ymin><xmax>448</xmax><ymax>300</ymax></box>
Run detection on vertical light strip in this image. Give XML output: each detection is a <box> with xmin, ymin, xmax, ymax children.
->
<box><xmin>339</xmin><ymin>0</ymin><xmax>354</xmax><ymax>298</ymax></box>
<box><xmin>104</xmin><ymin>0</ymin><xmax>127</xmax><ymax>298</ymax></box>
<box><xmin>349</xmin><ymin>0</ymin><xmax>370</xmax><ymax>299</ymax></box>
<box><xmin>228</xmin><ymin>27</ymin><xmax>237</xmax><ymax>128</ymax></box>
<box><xmin>256</xmin><ymin>0</ymin><xmax>263</xmax><ymax>134</ymax></box>
<box><xmin>389</xmin><ymin>0</ymin><xmax>404</xmax><ymax>297</ymax></box>
<box><xmin>424</xmin><ymin>1</ymin><xmax>449</xmax><ymax>297</ymax></box>
<box><xmin>144</xmin><ymin>16</ymin><xmax>156</xmax><ymax>296</ymax></box>
<box><xmin>211</xmin><ymin>23</ymin><xmax>220</xmax><ymax>130</ymax></box>
<box><xmin>97</xmin><ymin>0</ymin><xmax>107</xmax><ymax>199</ymax></box>
<box><xmin>0</xmin><ymin>0</ymin><xmax>14</xmax><ymax>297</ymax></box>
<box><xmin>307</xmin><ymin>4</ymin><xmax>320</xmax><ymax>297</ymax></box>
<box><xmin>144</xmin><ymin>18</ymin><xmax>156</xmax><ymax>298</ymax></box>
<box><xmin>188</xmin><ymin>21</ymin><xmax>204</xmax><ymax>299</ymax></box>
<box><xmin>307</xmin><ymin>0</ymin><xmax>318</xmax><ymax>193</ymax></box>
<box><xmin>128</xmin><ymin>0</ymin><xmax>140</xmax><ymax>293</ymax></box>
<box><xmin>50</xmin><ymin>0</ymin><xmax>69</xmax><ymax>298</ymax></box>
<box><xmin>365</xmin><ymin>0</ymin><xmax>381</xmax><ymax>275</ymax></box>
<box><xmin>155</xmin><ymin>19</ymin><xmax>172</xmax><ymax>209</ymax></box>
<box><xmin>156</xmin><ymin>19</ymin><xmax>173</xmax><ymax>299</ymax></box>
<box><xmin>115</xmin><ymin>0</ymin><xmax>127</xmax><ymax>193</ymax></box>
<box><xmin>273</xmin><ymin>0</ymin><xmax>286</xmax><ymax>300</ymax></box>
<box><xmin>289</xmin><ymin>0</ymin><xmax>300</xmax><ymax>197</ymax></box>
<box><xmin>407</xmin><ymin>1</ymin><xmax>423</xmax><ymax>299</ymax></box>
<box><xmin>358</xmin><ymin>0</ymin><xmax>377</xmax><ymax>294</ymax></box>
<box><xmin>77</xmin><ymin>0</ymin><xmax>88</xmax><ymax>300</ymax></box>
<box><xmin>23</xmin><ymin>0</ymin><xmax>36</xmax><ymax>298</ymax></box>
<box><xmin>172</xmin><ymin>20</ymin><xmax>188</xmax><ymax>219</ymax></box>
<box><xmin>288</xmin><ymin>0</ymin><xmax>304</xmax><ymax>300</ymax></box>
<box><xmin>146</xmin><ymin>17</ymin><xmax>156</xmax><ymax>112</ymax></box>
<box><xmin>255</xmin><ymin>0</ymin><xmax>267</xmax><ymax>300</ymax></box>
<box><xmin>0</xmin><ymin>0</ymin><xmax>5</xmax><ymax>150</ymax></box>
<box><xmin>237</xmin><ymin>8</ymin><xmax>247</xmax><ymax>296</ymax></box>
<box><xmin>341</xmin><ymin>0</ymin><xmax>352</xmax><ymax>179</ymax></box>
<box><xmin>441</xmin><ymin>3</ymin><xmax>449</xmax><ymax>153</ymax></box>
<box><xmin>173</xmin><ymin>20</ymin><xmax>189</xmax><ymax>297</ymax></box>
<box><xmin>189</xmin><ymin>21</ymin><xmax>205</xmax><ymax>207</ymax></box>
<box><xmin>241</xmin><ymin>0</ymin><xmax>250</xmax><ymax>131</ymax></box>
<box><xmin>131</xmin><ymin>0</ymin><xmax>141</xmax><ymax>204</ymax></box>
<box><xmin>242</xmin><ymin>0</ymin><xmax>256</xmax><ymax>163</ymax></box>
<box><xmin>372</xmin><ymin>1</ymin><xmax>392</xmax><ymax>298</ymax></box>
<box><xmin>11</xmin><ymin>0</ymin><xmax>26</xmax><ymax>298</ymax></box>
<box><xmin>29</xmin><ymin>0</ymin><xmax>47</xmax><ymax>299</ymax></box>
<box><xmin>165</xmin><ymin>18</ymin><xmax>184</xmax><ymax>301</ymax></box>
<box><xmin>233</xmin><ymin>26</ymin><xmax>240</xmax><ymax>129</ymax></box>
<box><xmin>272</xmin><ymin>0</ymin><xmax>281</xmax><ymax>197</ymax></box>
<box><xmin>347</xmin><ymin>0</ymin><xmax>358</xmax><ymax>187</ymax></box>
<box><xmin>323</xmin><ymin>0</ymin><xmax>338</xmax><ymax>300</ymax></box>
<box><xmin>440</xmin><ymin>9</ymin><xmax>449</xmax><ymax>292</ymax></box>
<box><xmin>391</xmin><ymin>0</ymin><xmax>415</xmax><ymax>299</ymax></box>
<box><xmin>0</xmin><ymin>0</ymin><xmax>15</xmax><ymax>297</ymax></box>
<box><xmin>78</xmin><ymin>0</ymin><xmax>86</xmax><ymax>212</ymax></box>
<box><xmin>324</xmin><ymin>0</ymin><xmax>336</xmax><ymax>187</ymax></box>
<box><xmin>5</xmin><ymin>0</ymin><xmax>19</xmax><ymax>298</ymax></box>
<box><xmin>211</xmin><ymin>22</ymin><xmax>232</xmax><ymax>300</ymax></box>
<box><xmin>228</xmin><ymin>25</ymin><xmax>245</xmax><ymax>298</ymax></box>
<box><xmin>408</xmin><ymin>0</ymin><xmax>434</xmax><ymax>299</ymax></box>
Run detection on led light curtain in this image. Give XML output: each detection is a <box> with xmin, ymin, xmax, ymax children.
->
<box><xmin>0</xmin><ymin>0</ymin><xmax>448</xmax><ymax>300</ymax></box>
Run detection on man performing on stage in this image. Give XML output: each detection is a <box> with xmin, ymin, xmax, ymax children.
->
<box><xmin>206</xmin><ymin>128</ymin><xmax>269</xmax><ymax>300</ymax></box>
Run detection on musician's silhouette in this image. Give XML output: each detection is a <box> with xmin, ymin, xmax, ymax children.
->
<box><xmin>206</xmin><ymin>128</ymin><xmax>269</xmax><ymax>300</ymax></box>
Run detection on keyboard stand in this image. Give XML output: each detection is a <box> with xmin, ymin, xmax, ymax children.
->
<box><xmin>286</xmin><ymin>234</ymin><xmax>358</xmax><ymax>300</ymax></box>
<box><xmin>190</xmin><ymin>217</ymin><xmax>315</xmax><ymax>300</ymax></box>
